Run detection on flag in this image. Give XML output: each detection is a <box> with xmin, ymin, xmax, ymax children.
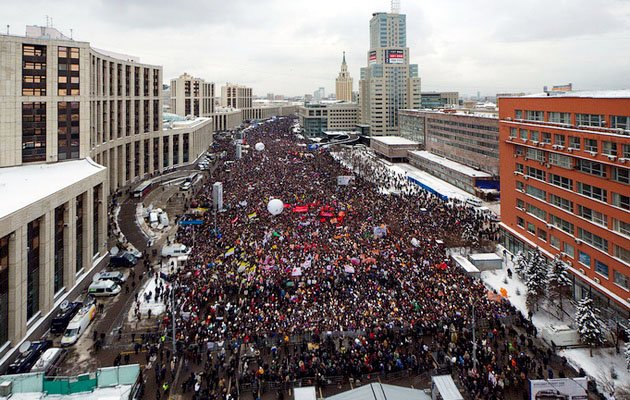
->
<box><xmin>291</xmin><ymin>267</ymin><xmax>302</xmax><ymax>277</ymax></box>
<box><xmin>248</xmin><ymin>212</ymin><xmax>257</xmax><ymax>219</ymax></box>
<box><xmin>224</xmin><ymin>247</ymin><xmax>235</xmax><ymax>257</ymax></box>
<box><xmin>344</xmin><ymin>265</ymin><xmax>355</xmax><ymax>274</ymax></box>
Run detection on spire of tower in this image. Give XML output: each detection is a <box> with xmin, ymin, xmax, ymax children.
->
<box><xmin>342</xmin><ymin>51</ymin><xmax>346</xmax><ymax>65</ymax></box>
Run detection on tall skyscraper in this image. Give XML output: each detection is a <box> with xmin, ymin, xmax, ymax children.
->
<box><xmin>335</xmin><ymin>52</ymin><xmax>353</xmax><ymax>102</ymax></box>
<box><xmin>359</xmin><ymin>7</ymin><xmax>421</xmax><ymax>135</ymax></box>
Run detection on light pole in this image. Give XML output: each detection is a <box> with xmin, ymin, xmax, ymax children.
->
<box><xmin>472</xmin><ymin>304</ymin><xmax>478</xmax><ymax>370</ymax></box>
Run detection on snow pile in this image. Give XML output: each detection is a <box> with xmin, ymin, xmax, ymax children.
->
<box><xmin>128</xmin><ymin>276</ymin><xmax>168</xmax><ymax>321</ymax></box>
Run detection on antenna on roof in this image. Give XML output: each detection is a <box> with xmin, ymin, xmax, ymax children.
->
<box><xmin>391</xmin><ymin>0</ymin><xmax>400</xmax><ymax>14</ymax></box>
<box><xmin>6</xmin><ymin>25</ymin><xmax>9</xmax><ymax>35</ymax></box>
<box><xmin>46</xmin><ymin>15</ymin><xmax>49</xmax><ymax>27</ymax></box>
<box><xmin>70</xmin><ymin>28</ymin><xmax>73</xmax><ymax>40</ymax></box>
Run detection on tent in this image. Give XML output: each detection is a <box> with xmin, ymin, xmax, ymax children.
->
<box><xmin>326</xmin><ymin>383</ymin><xmax>431</xmax><ymax>400</ymax></box>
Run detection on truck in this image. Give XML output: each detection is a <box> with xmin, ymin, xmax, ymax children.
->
<box><xmin>60</xmin><ymin>302</ymin><xmax>97</xmax><ymax>346</ymax></box>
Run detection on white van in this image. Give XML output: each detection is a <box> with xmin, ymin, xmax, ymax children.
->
<box><xmin>30</xmin><ymin>348</ymin><xmax>66</xmax><ymax>374</ymax></box>
<box><xmin>161</xmin><ymin>243</ymin><xmax>192</xmax><ymax>258</ymax></box>
<box><xmin>465</xmin><ymin>197</ymin><xmax>483</xmax><ymax>207</ymax></box>
<box><xmin>60</xmin><ymin>303</ymin><xmax>97</xmax><ymax>346</ymax></box>
<box><xmin>180</xmin><ymin>182</ymin><xmax>192</xmax><ymax>191</ymax></box>
<box><xmin>88</xmin><ymin>280</ymin><xmax>121</xmax><ymax>297</ymax></box>
<box><xmin>97</xmin><ymin>271</ymin><xmax>126</xmax><ymax>285</ymax></box>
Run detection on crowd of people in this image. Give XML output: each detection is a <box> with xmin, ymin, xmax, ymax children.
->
<box><xmin>155</xmin><ymin>117</ymin><xmax>571</xmax><ymax>400</ymax></box>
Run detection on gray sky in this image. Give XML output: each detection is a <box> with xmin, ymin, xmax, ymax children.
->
<box><xmin>3</xmin><ymin>0</ymin><xmax>630</xmax><ymax>97</ymax></box>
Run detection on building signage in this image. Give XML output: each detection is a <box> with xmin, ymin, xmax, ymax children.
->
<box><xmin>385</xmin><ymin>49</ymin><xmax>404</xmax><ymax>64</ymax></box>
<box><xmin>368</xmin><ymin>50</ymin><xmax>377</xmax><ymax>65</ymax></box>
<box><xmin>529</xmin><ymin>378</ymin><xmax>588</xmax><ymax>400</ymax></box>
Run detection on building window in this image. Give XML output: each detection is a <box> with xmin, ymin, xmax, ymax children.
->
<box><xmin>550</xmin><ymin>214</ymin><xmax>574</xmax><ymax>234</ymax></box>
<box><xmin>548</xmin><ymin>112</ymin><xmax>570</xmax><ymax>124</ymax></box>
<box><xmin>58</xmin><ymin>101</ymin><xmax>80</xmax><ymax>160</ymax></box>
<box><xmin>564</xmin><ymin>243</ymin><xmax>575</xmax><ymax>259</ymax></box>
<box><xmin>54</xmin><ymin>205</ymin><xmax>65</xmax><ymax>294</ymax></box>
<box><xmin>578</xmin><ymin>251</ymin><xmax>591</xmax><ymax>267</ymax></box>
<box><xmin>27</xmin><ymin>218</ymin><xmax>41</xmax><ymax>320</ymax></box>
<box><xmin>602</xmin><ymin>141</ymin><xmax>617</xmax><ymax>156</ymax></box>
<box><xmin>578</xmin><ymin>228</ymin><xmax>608</xmax><ymax>252</ymax></box>
<box><xmin>163</xmin><ymin>136</ymin><xmax>170</xmax><ymax>168</ymax></box>
<box><xmin>576</xmin><ymin>159</ymin><xmax>606</xmax><ymax>177</ymax></box>
<box><xmin>517</xmin><ymin>198</ymin><xmax>525</xmax><ymax>209</ymax></box>
<box><xmin>93</xmin><ymin>185</ymin><xmax>101</xmax><ymax>257</ymax></box>
<box><xmin>612</xmin><ymin>218</ymin><xmax>629</xmax><ymax>237</ymax></box>
<box><xmin>22</xmin><ymin>102</ymin><xmax>47</xmax><ymax>162</ymax></box>
<box><xmin>614</xmin><ymin>245</ymin><xmax>629</xmax><ymax>263</ymax></box>
<box><xmin>549</xmin><ymin>173</ymin><xmax>572</xmax><ymax>190</ymax></box>
<box><xmin>577</xmin><ymin>182</ymin><xmax>607</xmax><ymax>202</ymax></box>
<box><xmin>76</xmin><ymin>194</ymin><xmax>84</xmax><ymax>273</ymax></box>
<box><xmin>519</xmin><ymin>129</ymin><xmax>528</xmax><ymax>140</ymax></box>
<box><xmin>595</xmin><ymin>260</ymin><xmax>609</xmax><ymax>278</ymax></box>
<box><xmin>569</xmin><ymin>136</ymin><xmax>581</xmax><ymax>150</ymax></box>
<box><xmin>183</xmin><ymin>133</ymin><xmax>190</xmax><ymax>163</ymax></box>
<box><xmin>527</xmin><ymin>222</ymin><xmax>536</xmax><ymax>234</ymax></box>
<box><xmin>58</xmin><ymin>47</ymin><xmax>80</xmax><ymax>96</ymax></box>
<box><xmin>537</xmin><ymin>228</ymin><xmax>547</xmax><ymax>242</ymax></box>
<box><xmin>612</xmin><ymin>193</ymin><xmax>629</xmax><ymax>210</ymax></box>
<box><xmin>22</xmin><ymin>44</ymin><xmax>47</xmax><ymax>96</ymax></box>
<box><xmin>153</xmin><ymin>138</ymin><xmax>159</xmax><ymax>171</ymax></box>
<box><xmin>584</xmin><ymin>138</ymin><xmax>598</xmax><ymax>152</ymax></box>
<box><xmin>530</xmin><ymin>130</ymin><xmax>539</xmax><ymax>141</ymax></box>
<box><xmin>614</xmin><ymin>270</ymin><xmax>629</xmax><ymax>289</ymax></box>
<box><xmin>516</xmin><ymin>163</ymin><xmax>524</xmax><ymax>174</ymax></box>
<box><xmin>0</xmin><ymin>235</ymin><xmax>9</xmax><ymax>345</ymax></box>
<box><xmin>610</xmin><ymin>115</ymin><xmax>630</xmax><ymax>130</ymax></box>
<box><xmin>550</xmin><ymin>235</ymin><xmax>560</xmax><ymax>249</ymax></box>
<box><xmin>509</xmin><ymin>128</ymin><xmax>517</xmax><ymax>138</ymax></box>
<box><xmin>173</xmin><ymin>135</ymin><xmax>180</xmax><ymax>165</ymax></box>
<box><xmin>517</xmin><ymin>216</ymin><xmax>524</xmax><ymax>228</ymax></box>
<box><xmin>622</xmin><ymin>144</ymin><xmax>630</xmax><ymax>158</ymax></box>
<box><xmin>526</xmin><ymin>166</ymin><xmax>546</xmax><ymax>181</ymax></box>
<box><xmin>576</xmin><ymin>114</ymin><xmax>604</xmax><ymax>127</ymax></box>
<box><xmin>577</xmin><ymin>205</ymin><xmax>607</xmax><ymax>227</ymax></box>
<box><xmin>515</xmin><ymin>110</ymin><xmax>523</xmax><ymax>119</ymax></box>
<box><xmin>548</xmin><ymin>153</ymin><xmax>572</xmax><ymax>169</ymax></box>
<box><xmin>525</xmin><ymin>185</ymin><xmax>546</xmax><ymax>201</ymax></box>
<box><xmin>527</xmin><ymin>203</ymin><xmax>547</xmax><ymax>220</ymax></box>
<box><xmin>612</xmin><ymin>167</ymin><xmax>628</xmax><ymax>184</ymax></box>
<box><xmin>526</xmin><ymin>110</ymin><xmax>544</xmax><ymax>121</ymax></box>
<box><xmin>526</xmin><ymin>148</ymin><xmax>546</xmax><ymax>162</ymax></box>
<box><xmin>542</xmin><ymin>132</ymin><xmax>552</xmax><ymax>144</ymax></box>
<box><xmin>553</xmin><ymin>134</ymin><xmax>565</xmax><ymax>147</ymax></box>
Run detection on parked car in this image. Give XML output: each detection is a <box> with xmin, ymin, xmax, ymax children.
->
<box><xmin>6</xmin><ymin>340</ymin><xmax>52</xmax><ymax>374</ymax></box>
<box><xmin>179</xmin><ymin>182</ymin><xmax>192</xmax><ymax>191</ymax></box>
<box><xmin>30</xmin><ymin>347</ymin><xmax>67</xmax><ymax>375</ymax></box>
<box><xmin>109</xmin><ymin>251</ymin><xmax>137</xmax><ymax>268</ymax></box>
<box><xmin>50</xmin><ymin>302</ymin><xmax>83</xmax><ymax>334</ymax></box>
<box><xmin>161</xmin><ymin>243</ymin><xmax>192</xmax><ymax>258</ymax></box>
<box><xmin>87</xmin><ymin>280</ymin><xmax>122</xmax><ymax>297</ymax></box>
<box><xmin>97</xmin><ymin>271</ymin><xmax>126</xmax><ymax>285</ymax></box>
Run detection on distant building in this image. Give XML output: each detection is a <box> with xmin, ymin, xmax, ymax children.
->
<box><xmin>313</xmin><ymin>87</ymin><xmax>325</xmax><ymax>101</ymax></box>
<box><xmin>359</xmin><ymin>9</ymin><xmax>421</xmax><ymax>135</ymax></box>
<box><xmin>298</xmin><ymin>102</ymin><xmax>358</xmax><ymax>137</ymax></box>
<box><xmin>420</xmin><ymin>91</ymin><xmax>459</xmax><ymax>109</ymax></box>
<box><xmin>499</xmin><ymin>91</ymin><xmax>630</xmax><ymax>316</ymax></box>
<box><xmin>221</xmin><ymin>83</ymin><xmax>252</xmax><ymax>110</ymax></box>
<box><xmin>335</xmin><ymin>52</ymin><xmax>353</xmax><ymax>102</ymax></box>
<box><xmin>398</xmin><ymin>109</ymin><xmax>500</xmax><ymax>176</ymax></box>
<box><xmin>170</xmin><ymin>72</ymin><xmax>215</xmax><ymax>117</ymax></box>
<box><xmin>266</xmin><ymin>93</ymin><xmax>274</xmax><ymax>100</ymax></box>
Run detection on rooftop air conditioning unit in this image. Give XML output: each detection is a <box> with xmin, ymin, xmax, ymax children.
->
<box><xmin>567</xmin><ymin>147</ymin><xmax>574</xmax><ymax>152</ymax></box>
<box><xmin>547</xmin><ymin>223</ymin><xmax>554</xmax><ymax>229</ymax></box>
<box><xmin>560</xmin><ymin>252</ymin><xmax>567</xmax><ymax>258</ymax></box>
<box><xmin>607</xmin><ymin>155</ymin><xmax>617</xmax><ymax>161</ymax></box>
<box><xmin>523</xmin><ymin>175</ymin><xmax>529</xmax><ymax>180</ymax></box>
<box><xmin>579</xmin><ymin>268</ymin><xmax>585</xmax><ymax>275</ymax></box>
<box><xmin>557</xmin><ymin>145</ymin><xmax>564</xmax><ymax>150</ymax></box>
<box><xmin>545</xmin><ymin>163</ymin><xmax>551</xmax><ymax>168</ymax></box>
<box><xmin>0</xmin><ymin>381</ymin><xmax>12</xmax><ymax>397</ymax></box>
<box><xmin>619</xmin><ymin>158</ymin><xmax>627</xmax><ymax>163</ymax></box>
<box><xmin>575</xmin><ymin>238</ymin><xmax>582</xmax><ymax>244</ymax></box>
<box><xmin>589</xmin><ymin>151</ymin><xmax>597</xmax><ymax>156</ymax></box>
<box><xmin>593</xmin><ymin>277</ymin><xmax>600</xmax><ymax>284</ymax></box>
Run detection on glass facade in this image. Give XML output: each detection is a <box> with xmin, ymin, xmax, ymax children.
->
<box><xmin>27</xmin><ymin>219</ymin><xmax>41</xmax><ymax>320</ymax></box>
<box><xmin>54</xmin><ymin>205</ymin><xmax>65</xmax><ymax>293</ymax></box>
<box><xmin>22</xmin><ymin>44</ymin><xmax>47</xmax><ymax>96</ymax></box>
<box><xmin>57</xmin><ymin>101</ymin><xmax>80</xmax><ymax>160</ymax></box>
<box><xmin>57</xmin><ymin>47</ymin><xmax>80</xmax><ymax>96</ymax></box>
<box><xmin>22</xmin><ymin>102</ymin><xmax>47</xmax><ymax>162</ymax></box>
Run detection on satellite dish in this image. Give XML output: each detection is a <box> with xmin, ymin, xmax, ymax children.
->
<box><xmin>60</xmin><ymin>300</ymin><xmax>69</xmax><ymax>310</ymax></box>
<box><xmin>93</xmin><ymin>272</ymin><xmax>102</xmax><ymax>282</ymax></box>
<box><xmin>19</xmin><ymin>341</ymin><xmax>32</xmax><ymax>354</ymax></box>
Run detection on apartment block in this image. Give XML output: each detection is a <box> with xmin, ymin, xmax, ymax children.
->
<box><xmin>170</xmin><ymin>72</ymin><xmax>215</xmax><ymax>117</ymax></box>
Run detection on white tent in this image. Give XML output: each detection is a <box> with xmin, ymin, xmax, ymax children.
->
<box><xmin>326</xmin><ymin>383</ymin><xmax>431</xmax><ymax>400</ymax></box>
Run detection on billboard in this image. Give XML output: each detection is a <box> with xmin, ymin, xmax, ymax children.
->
<box><xmin>385</xmin><ymin>49</ymin><xmax>405</xmax><ymax>64</ymax></box>
<box><xmin>368</xmin><ymin>50</ymin><xmax>377</xmax><ymax>65</ymax></box>
<box><xmin>529</xmin><ymin>378</ymin><xmax>588</xmax><ymax>400</ymax></box>
<box><xmin>337</xmin><ymin>176</ymin><xmax>353</xmax><ymax>186</ymax></box>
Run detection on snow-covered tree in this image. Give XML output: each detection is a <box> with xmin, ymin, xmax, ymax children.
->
<box><xmin>625</xmin><ymin>329</ymin><xmax>630</xmax><ymax>371</ymax></box>
<box><xmin>514</xmin><ymin>251</ymin><xmax>527</xmax><ymax>276</ymax></box>
<box><xmin>548</xmin><ymin>256</ymin><xmax>573</xmax><ymax>318</ymax></box>
<box><xmin>575</xmin><ymin>297</ymin><xmax>605</xmax><ymax>357</ymax></box>
<box><xmin>525</xmin><ymin>249</ymin><xmax>549</xmax><ymax>312</ymax></box>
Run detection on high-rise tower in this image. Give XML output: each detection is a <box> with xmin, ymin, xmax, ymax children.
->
<box><xmin>359</xmin><ymin>7</ymin><xmax>421</xmax><ymax>135</ymax></box>
<box><xmin>335</xmin><ymin>51</ymin><xmax>353</xmax><ymax>102</ymax></box>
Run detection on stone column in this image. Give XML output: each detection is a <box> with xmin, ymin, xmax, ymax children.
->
<box><xmin>64</xmin><ymin>200</ymin><xmax>76</xmax><ymax>289</ymax></box>
<box><xmin>8</xmin><ymin>227</ymin><xmax>26</xmax><ymax>344</ymax></box>
<box><xmin>39</xmin><ymin>211</ymin><xmax>54</xmax><ymax>314</ymax></box>
<box><xmin>84</xmin><ymin>189</ymin><xmax>94</xmax><ymax>271</ymax></box>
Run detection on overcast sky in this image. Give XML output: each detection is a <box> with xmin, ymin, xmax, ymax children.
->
<box><xmin>3</xmin><ymin>0</ymin><xmax>630</xmax><ymax>97</ymax></box>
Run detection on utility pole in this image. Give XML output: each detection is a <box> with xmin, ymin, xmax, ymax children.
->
<box><xmin>171</xmin><ymin>283</ymin><xmax>177</xmax><ymax>356</ymax></box>
<box><xmin>472</xmin><ymin>303</ymin><xmax>477</xmax><ymax>370</ymax></box>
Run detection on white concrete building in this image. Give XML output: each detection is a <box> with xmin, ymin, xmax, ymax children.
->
<box><xmin>169</xmin><ymin>72</ymin><xmax>215</xmax><ymax>118</ymax></box>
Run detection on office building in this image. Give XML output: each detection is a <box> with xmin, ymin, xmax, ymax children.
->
<box><xmin>169</xmin><ymin>72</ymin><xmax>215</xmax><ymax>117</ymax></box>
<box><xmin>499</xmin><ymin>91</ymin><xmax>630</xmax><ymax>315</ymax></box>
<box><xmin>298</xmin><ymin>102</ymin><xmax>359</xmax><ymax>137</ymax></box>
<box><xmin>420</xmin><ymin>91</ymin><xmax>459</xmax><ymax>109</ymax></box>
<box><xmin>359</xmin><ymin>9</ymin><xmax>421</xmax><ymax>135</ymax></box>
<box><xmin>0</xmin><ymin>26</ymin><xmax>212</xmax><ymax>360</ymax></box>
<box><xmin>221</xmin><ymin>83</ymin><xmax>252</xmax><ymax>111</ymax></box>
<box><xmin>313</xmin><ymin>87</ymin><xmax>325</xmax><ymax>101</ymax></box>
<box><xmin>335</xmin><ymin>52</ymin><xmax>353</xmax><ymax>102</ymax></box>
<box><xmin>398</xmin><ymin>109</ymin><xmax>500</xmax><ymax>176</ymax></box>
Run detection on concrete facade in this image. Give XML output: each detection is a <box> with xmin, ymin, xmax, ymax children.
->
<box><xmin>359</xmin><ymin>11</ymin><xmax>421</xmax><ymax>136</ymax></box>
<box><xmin>298</xmin><ymin>102</ymin><xmax>358</xmax><ymax>138</ymax></box>
<box><xmin>335</xmin><ymin>52</ymin><xmax>353</xmax><ymax>102</ymax></box>
<box><xmin>420</xmin><ymin>91</ymin><xmax>459</xmax><ymax>109</ymax></box>
<box><xmin>170</xmin><ymin>73</ymin><xmax>215</xmax><ymax>118</ymax></box>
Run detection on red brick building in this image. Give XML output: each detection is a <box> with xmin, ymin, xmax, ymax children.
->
<box><xmin>498</xmin><ymin>91</ymin><xmax>629</xmax><ymax>316</ymax></box>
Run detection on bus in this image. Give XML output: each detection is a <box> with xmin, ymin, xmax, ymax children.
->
<box><xmin>132</xmin><ymin>180</ymin><xmax>155</xmax><ymax>198</ymax></box>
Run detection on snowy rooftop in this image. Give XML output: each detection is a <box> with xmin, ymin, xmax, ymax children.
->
<box><xmin>469</xmin><ymin>253</ymin><xmax>502</xmax><ymax>261</ymax></box>
<box><xmin>0</xmin><ymin>158</ymin><xmax>105</xmax><ymax>219</ymax></box>
<box><xmin>400</xmin><ymin>109</ymin><xmax>498</xmax><ymax>120</ymax></box>
<box><xmin>387</xmin><ymin>163</ymin><xmax>477</xmax><ymax>202</ymax></box>
<box><xmin>371</xmin><ymin>136</ymin><xmax>420</xmax><ymax>146</ymax></box>
<box><xmin>522</xmin><ymin>90</ymin><xmax>630</xmax><ymax>99</ymax></box>
<box><xmin>408</xmin><ymin>151</ymin><xmax>492</xmax><ymax>178</ymax></box>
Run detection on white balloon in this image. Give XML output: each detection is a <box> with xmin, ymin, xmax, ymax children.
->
<box><xmin>255</xmin><ymin>142</ymin><xmax>265</xmax><ymax>152</ymax></box>
<box><xmin>267</xmin><ymin>198</ymin><xmax>284</xmax><ymax>215</ymax></box>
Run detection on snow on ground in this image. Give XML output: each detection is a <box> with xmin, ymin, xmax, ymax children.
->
<box><xmin>128</xmin><ymin>275</ymin><xmax>167</xmax><ymax>321</ymax></box>
<box><xmin>481</xmin><ymin>247</ymin><xmax>630</xmax><ymax>387</ymax></box>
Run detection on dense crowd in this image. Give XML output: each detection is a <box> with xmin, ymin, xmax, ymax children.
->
<box><xmin>159</xmin><ymin>118</ymin><xmax>564</xmax><ymax>400</ymax></box>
